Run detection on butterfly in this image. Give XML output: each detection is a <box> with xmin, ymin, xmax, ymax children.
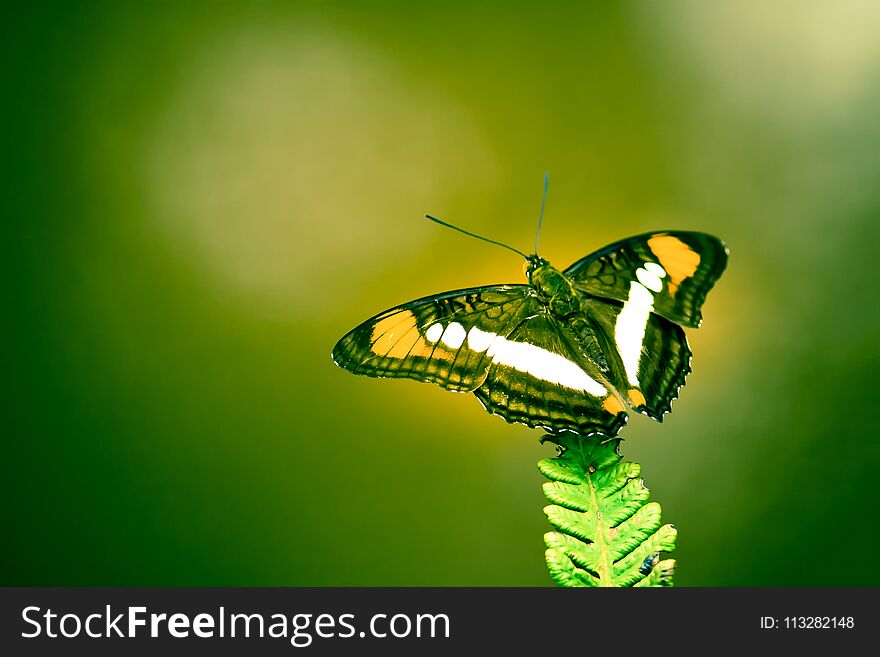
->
<box><xmin>332</xmin><ymin>183</ymin><xmax>727</xmax><ymax>437</ymax></box>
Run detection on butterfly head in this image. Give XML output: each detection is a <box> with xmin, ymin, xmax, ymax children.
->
<box><xmin>524</xmin><ymin>254</ymin><xmax>550</xmax><ymax>280</ymax></box>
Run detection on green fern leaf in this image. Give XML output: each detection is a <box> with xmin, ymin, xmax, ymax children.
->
<box><xmin>539</xmin><ymin>433</ymin><xmax>677</xmax><ymax>587</ymax></box>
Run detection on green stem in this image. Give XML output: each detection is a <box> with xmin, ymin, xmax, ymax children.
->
<box><xmin>585</xmin><ymin>459</ymin><xmax>614</xmax><ymax>586</ymax></box>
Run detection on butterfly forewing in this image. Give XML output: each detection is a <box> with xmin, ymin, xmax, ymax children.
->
<box><xmin>564</xmin><ymin>231</ymin><xmax>727</xmax><ymax>328</ymax></box>
<box><xmin>473</xmin><ymin>312</ymin><xmax>628</xmax><ymax>436</ymax></box>
<box><xmin>332</xmin><ymin>285</ymin><xmax>536</xmax><ymax>392</ymax></box>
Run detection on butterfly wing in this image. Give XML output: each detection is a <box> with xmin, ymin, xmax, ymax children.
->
<box><xmin>473</xmin><ymin>312</ymin><xmax>628</xmax><ymax>436</ymax></box>
<box><xmin>333</xmin><ymin>285</ymin><xmax>628</xmax><ymax>436</ymax></box>
<box><xmin>579</xmin><ymin>293</ymin><xmax>692</xmax><ymax>421</ymax></box>
<box><xmin>564</xmin><ymin>231</ymin><xmax>728</xmax><ymax>328</ymax></box>
<box><xmin>331</xmin><ymin>285</ymin><xmax>536</xmax><ymax>393</ymax></box>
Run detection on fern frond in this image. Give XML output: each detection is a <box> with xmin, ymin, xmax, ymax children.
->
<box><xmin>539</xmin><ymin>433</ymin><xmax>677</xmax><ymax>587</ymax></box>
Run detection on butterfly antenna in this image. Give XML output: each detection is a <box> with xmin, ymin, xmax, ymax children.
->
<box><xmin>424</xmin><ymin>214</ymin><xmax>530</xmax><ymax>259</ymax></box>
<box><xmin>534</xmin><ymin>171</ymin><xmax>549</xmax><ymax>256</ymax></box>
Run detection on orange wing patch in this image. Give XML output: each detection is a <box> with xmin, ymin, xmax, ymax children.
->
<box><xmin>602</xmin><ymin>396</ymin><xmax>626</xmax><ymax>414</ymax></box>
<box><xmin>370</xmin><ymin>311</ymin><xmax>452</xmax><ymax>360</ymax></box>
<box><xmin>628</xmin><ymin>388</ymin><xmax>647</xmax><ymax>407</ymax></box>
<box><xmin>647</xmin><ymin>235</ymin><xmax>701</xmax><ymax>294</ymax></box>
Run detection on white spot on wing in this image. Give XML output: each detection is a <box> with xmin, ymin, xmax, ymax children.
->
<box><xmin>636</xmin><ymin>267</ymin><xmax>664</xmax><ymax>293</ymax></box>
<box><xmin>425</xmin><ymin>323</ymin><xmax>443</xmax><ymax>343</ymax></box>
<box><xmin>644</xmin><ymin>262</ymin><xmax>666</xmax><ymax>278</ymax></box>
<box><xmin>441</xmin><ymin>322</ymin><xmax>466</xmax><ymax>348</ymax></box>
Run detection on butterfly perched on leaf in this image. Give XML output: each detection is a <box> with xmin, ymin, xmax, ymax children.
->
<box><xmin>332</xmin><ymin>180</ymin><xmax>727</xmax><ymax>437</ymax></box>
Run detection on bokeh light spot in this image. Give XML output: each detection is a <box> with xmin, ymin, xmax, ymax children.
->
<box><xmin>146</xmin><ymin>23</ymin><xmax>498</xmax><ymax>316</ymax></box>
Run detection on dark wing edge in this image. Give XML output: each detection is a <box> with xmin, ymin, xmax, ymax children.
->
<box><xmin>475</xmin><ymin>384</ymin><xmax>629</xmax><ymax>438</ymax></box>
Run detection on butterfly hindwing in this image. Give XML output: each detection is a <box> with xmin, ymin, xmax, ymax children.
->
<box><xmin>564</xmin><ymin>231</ymin><xmax>728</xmax><ymax>328</ymax></box>
<box><xmin>581</xmin><ymin>293</ymin><xmax>692</xmax><ymax>421</ymax></box>
<box><xmin>331</xmin><ymin>285</ymin><xmax>536</xmax><ymax>392</ymax></box>
<box><xmin>473</xmin><ymin>312</ymin><xmax>628</xmax><ymax>436</ymax></box>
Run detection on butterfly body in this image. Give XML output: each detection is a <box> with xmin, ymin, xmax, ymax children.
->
<box><xmin>332</xmin><ymin>230</ymin><xmax>727</xmax><ymax>437</ymax></box>
<box><xmin>530</xmin><ymin>262</ymin><xmax>580</xmax><ymax>316</ymax></box>
<box><xmin>528</xmin><ymin>261</ymin><xmax>611</xmax><ymax>372</ymax></box>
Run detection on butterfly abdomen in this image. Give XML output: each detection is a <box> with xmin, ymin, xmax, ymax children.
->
<box><xmin>568</xmin><ymin>316</ymin><xmax>611</xmax><ymax>374</ymax></box>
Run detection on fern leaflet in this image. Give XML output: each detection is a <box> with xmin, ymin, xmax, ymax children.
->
<box><xmin>540</xmin><ymin>433</ymin><xmax>677</xmax><ymax>587</ymax></box>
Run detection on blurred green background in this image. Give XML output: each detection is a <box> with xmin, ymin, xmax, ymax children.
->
<box><xmin>6</xmin><ymin>1</ymin><xmax>880</xmax><ymax>586</ymax></box>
